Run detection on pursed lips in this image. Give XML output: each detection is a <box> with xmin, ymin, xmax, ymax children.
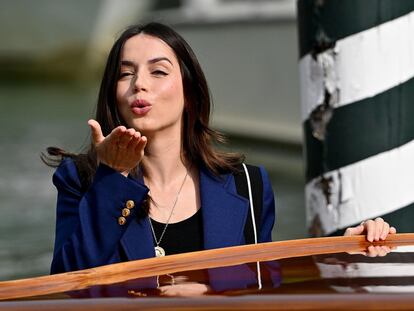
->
<box><xmin>131</xmin><ymin>99</ymin><xmax>151</xmax><ymax>108</ymax></box>
<box><xmin>130</xmin><ymin>99</ymin><xmax>152</xmax><ymax>116</ymax></box>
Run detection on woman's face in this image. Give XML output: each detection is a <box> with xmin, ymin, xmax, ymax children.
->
<box><xmin>116</xmin><ymin>34</ymin><xmax>185</xmax><ymax>136</ymax></box>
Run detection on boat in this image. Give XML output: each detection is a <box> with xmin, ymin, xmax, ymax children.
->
<box><xmin>0</xmin><ymin>233</ymin><xmax>413</xmax><ymax>310</ymax></box>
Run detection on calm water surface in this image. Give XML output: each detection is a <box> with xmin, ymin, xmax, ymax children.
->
<box><xmin>0</xmin><ymin>82</ymin><xmax>305</xmax><ymax>280</ymax></box>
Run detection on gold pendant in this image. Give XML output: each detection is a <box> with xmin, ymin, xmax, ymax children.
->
<box><xmin>155</xmin><ymin>246</ymin><xmax>165</xmax><ymax>257</ymax></box>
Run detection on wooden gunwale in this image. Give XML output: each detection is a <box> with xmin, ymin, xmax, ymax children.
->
<box><xmin>0</xmin><ymin>233</ymin><xmax>413</xmax><ymax>301</ymax></box>
<box><xmin>2</xmin><ymin>294</ymin><xmax>414</xmax><ymax>310</ymax></box>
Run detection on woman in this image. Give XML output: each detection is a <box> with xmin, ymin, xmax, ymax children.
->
<box><xmin>45</xmin><ymin>23</ymin><xmax>396</xmax><ymax>274</ymax></box>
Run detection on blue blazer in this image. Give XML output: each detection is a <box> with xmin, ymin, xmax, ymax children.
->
<box><xmin>51</xmin><ymin>158</ymin><xmax>276</xmax><ymax>274</ymax></box>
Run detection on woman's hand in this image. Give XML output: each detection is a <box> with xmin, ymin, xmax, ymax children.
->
<box><xmin>344</xmin><ymin>217</ymin><xmax>397</xmax><ymax>257</ymax></box>
<box><xmin>159</xmin><ymin>283</ymin><xmax>210</xmax><ymax>297</ymax></box>
<box><xmin>344</xmin><ymin>217</ymin><xmax>396</xmax><ymax>242</ymax></box>
<box><xmin>88</xmin><ymin>119</ymin><xmax>147</xmax><ymax>176</ymax></box>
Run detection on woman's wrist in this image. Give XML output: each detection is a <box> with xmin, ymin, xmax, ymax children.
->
<box><xmin>97</xmin><ymin>160</ymin><xmax>130</xmax><ymax>177</ymax></box>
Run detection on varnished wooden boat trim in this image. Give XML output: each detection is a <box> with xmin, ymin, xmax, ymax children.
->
<box><xmin>2</xmin><ymin>294</ymin><xmax>414</xmax><ymax>310</ymax></box>
<box><xmin>0</xmin><ymin>233</ymin><xmax>413</xmax><ymax>301</ymax></box>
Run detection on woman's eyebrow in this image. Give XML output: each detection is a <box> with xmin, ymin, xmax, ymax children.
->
<box><xmin>120</xmin><ymin>57</ymin><xmax>173</xmax><ymax>67</ymax></box>
<box><xmin>148</xmin><ymin>57</ymin><xmax>173</xmax><ymax>66</ymax></box>
<box><xmin>120</xmin><ymin>60</ymin><xmax>136</xmax><ymax>67</ymax></box>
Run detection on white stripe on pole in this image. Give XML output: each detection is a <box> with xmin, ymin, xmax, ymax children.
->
<box><xmin>299</xmin><ymin>11</ymin><xmax>414</xmax><ymax>121</ymax></box>
<box><xmin>332</xmin><ymin>286</ymin><xmax>414</xmax><ymax>293</ymax></box>
<box><xmin>393</xmin><ymin>245</ymin><xmax>414</xmax><ymax>253</ymax></box>
<box><xmin>306</xmin><ymin>139</ymin><xmax>414</xmax><ymax>234</ymax></box>
<box><xmin>317</xmin><ymin>262</ymin><xmax>414</xmax><ymax>278</ymax></box>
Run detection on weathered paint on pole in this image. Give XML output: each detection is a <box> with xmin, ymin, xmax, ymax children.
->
<box><xmin>297</xmin><ymin>0</ymin><xmax>414</xmax><ymax>236</ymax></box>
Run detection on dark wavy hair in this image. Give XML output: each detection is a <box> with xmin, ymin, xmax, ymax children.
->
<box><xmin>43</xmin><ymin>22</ymin><xmax>244</xmax><ymax>187</ymax></box>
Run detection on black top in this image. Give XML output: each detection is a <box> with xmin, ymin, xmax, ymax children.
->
<box><xmin>150</xmin><ymin>208</ymin><xmax>204</xmax><ymax>256</ymax></box>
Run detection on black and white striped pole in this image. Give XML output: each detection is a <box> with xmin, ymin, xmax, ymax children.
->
<box><xmin>297</xmin><ymin>0</ymin><xmax>414</xmax><ymax>236</ymax></box>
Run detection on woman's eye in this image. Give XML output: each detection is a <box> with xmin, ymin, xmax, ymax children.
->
<box><xmin>119</xmin><ymin>72</ymin><xmax>133</xmax><ymax>79</ymax></box>
<box><xmin>152</xmin><ymin>70</ymin><xmax>167</xmax><ymax>76</ymax></box>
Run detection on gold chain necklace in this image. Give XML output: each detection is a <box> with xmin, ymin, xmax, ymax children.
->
<box><xmin>147</xmin><ymin>168</ymin><xmax>189</xmax><ymax>257</ymax></box>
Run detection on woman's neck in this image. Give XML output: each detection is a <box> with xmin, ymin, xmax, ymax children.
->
<box><xmin>141</xmin><ymin>131</ymin><xmax>189</xmax><ymax>188</ymax></box>
<box><xmin>141</xmin><ymin>131</ymin><xmax>200</xmax><ymax>223</ymax></box>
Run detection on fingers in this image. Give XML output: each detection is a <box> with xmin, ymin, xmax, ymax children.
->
<box><xmin>366</xmin><ymin>245</ymin><xmax>392</xmax><ymax>257</ymax></box>
<box><xmin>364</xmin><ymin>219</ymin><xmax>375</xmax><ymax>242</ymax></box>
<box><xmin>344</xmin><ymin>218</ymin><xmax>396</xmax><ymax>243</ymax></box>
<box><xmin>344</xmin><ymin>218</ymin><xmax>397</xmax><ymax>258</ymax></box>
<box><xmin>117</xmin><ymin>128</ymin><xmax>134</xmax><ymax>149</ymax></box>
<box><xmin>349</xmin><ymin>244</ymin><xmax>394</xmax><ymax>257</ymax></box>
<box><xmin>375</xmin><ymin>217</ymin><xmax>385</xmax><ymax>241</ymax></box>
<box><xmin>159</xmin><ymin>283</ymin><xmax>209</xmax><ymax>297</ymax></box>
<box><xmin>344</xmin><ymin>224</ymin><xmax>365</xmax><ymax>237</ymax></box>
<box><xmin>91</xmin><ymin>122</ymin><xmax>147</xmax><ymax>173</ymax></box>
<box><xmin>88</xmin><ymin>119</ymin><xmax>105</xmax><ymax>145</ymax></box>
<box><xmin>380</xmin><ymin>221</ymin><xmax>390</xmax><ymax>241</ymax></box>
<box><xmin>135</xmin><ymin>135</ymin><xmax>147</xmax><ymax>154</ymax></box>
<box><xmin>128</xmin><ymin>132</ymin><xmax>147</xmax><ymax>155</ymax></box>
<box><xmin>128</xmin><ymin>131</ymin><xmax>141</xmax><ymax>149</ymax></box>
<box><xmin>117</xmin><ymin>129</ymin><xmax>147</xmax><ymax>154</ymax></box>
<box><xmin>362</xmin><ymin>217</ymin><xmax>396</xmax><ymax>242</ymax></box>
<box><xmin>88</xmin><ymin>120</ymin><xmax>139</xmax><ymax>150</ymax></box>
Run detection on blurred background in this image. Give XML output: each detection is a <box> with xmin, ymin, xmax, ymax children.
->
<box><xmin>0</xmin><ymin>0</ymin><xmax>304</xmax><ymax>280</ymax></box>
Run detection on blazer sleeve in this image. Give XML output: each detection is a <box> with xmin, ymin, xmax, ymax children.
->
<box><xmin>258</xmin><ymin>166</ymin><xmax>276</xmax><ymax>243</ymax></box>
<box><xmin>50</xmin><ymin>158</ymin><xmax>149</xmax><ymax>274</ymax></box>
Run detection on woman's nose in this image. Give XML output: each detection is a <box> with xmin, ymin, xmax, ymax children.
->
<box><xmin>133</xmin><ymin>74</ymin><xmax>148</xmax><ymax>92</ymax></box>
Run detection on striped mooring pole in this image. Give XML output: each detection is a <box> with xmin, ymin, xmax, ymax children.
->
<box><xmin>297</xmin><ymin>0</ymin><xmax>414</xmax><ymax>236</ymax></box>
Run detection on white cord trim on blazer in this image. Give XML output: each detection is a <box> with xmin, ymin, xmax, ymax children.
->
<box><xmin>242</xmin><ymin>163</ymin><xmax>262</xmax><ymax>290</ymax></box>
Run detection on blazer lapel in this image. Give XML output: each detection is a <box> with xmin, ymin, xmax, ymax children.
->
<box><xmin>200</xmin><ymin>167</ymin><xmax>249</xmax><ymax>249</ymax></box>
<box><xmin>120</xmin><ymin>216</ymin><xmax>155</xmax><ymax>260</ymax></box>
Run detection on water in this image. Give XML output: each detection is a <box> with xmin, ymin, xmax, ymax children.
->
<box><xmin>0</xmin><ymin>81</ymin><xmax>306</xmax><ymax>281</ymax></box>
